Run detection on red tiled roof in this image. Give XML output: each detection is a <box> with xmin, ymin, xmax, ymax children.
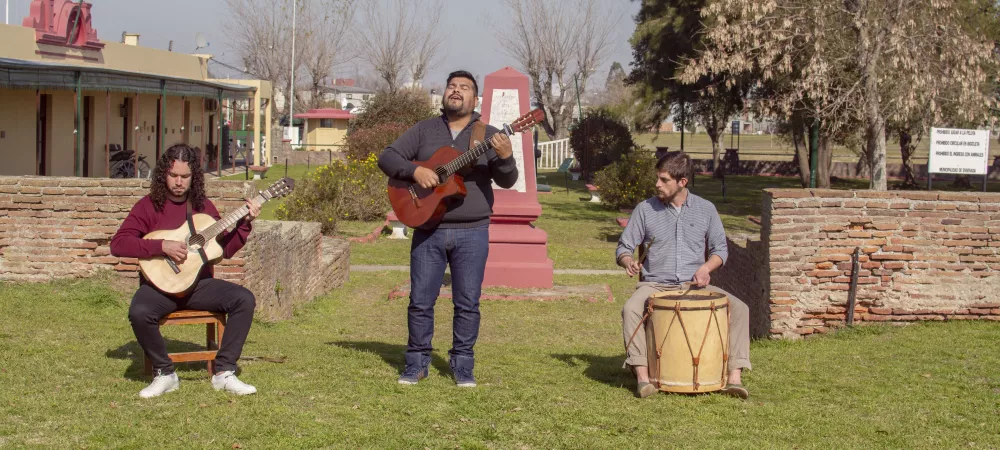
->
<box><xmin>294</xmin><ymin>108</ymin><xmax>355</xmax><ymax>120</ymax></box>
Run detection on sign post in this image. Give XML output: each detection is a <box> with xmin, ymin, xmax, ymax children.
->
<box><xmin>731</xmin><ymin>120</ymin><xmax>739</xmax><ymax>149</ymax></box>
<box><xmin>927</xmin><ymin>127</ymin><xmax>990</xmax><ymax>191</ymax></box>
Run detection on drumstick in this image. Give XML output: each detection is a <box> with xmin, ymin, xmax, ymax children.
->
<box><xmin>634</xmin><ymin>236</ymin><xmax>655</xmax><ymax>267</ymax></box>
<box><xmin>627</xmin><ymin>237</ymin><xmax>655</xmax><ymax>279</ymax></box>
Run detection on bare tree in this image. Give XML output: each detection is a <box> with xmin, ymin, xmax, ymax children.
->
<box><xmin>225</xmin><ymin>0</ymin><xmax>355</xmax><ymax>123</ymax></box>
<box><xmin>408</xmin><ymin>0</ymin><xmax>444</xmax><ymax>87</ymax></box>
<box><xmin>355</xmin><ymin>0</ymin><xmax>443</xmax><ymax>91</ymax></box>
<box><xmin>297</xmin><ymin>1</ymin><xmax>357</xmax><ymax>110</ymax></box>
<box><xmin>495</xmin><ymin>0</ymin><xmax>620</xmax><ymax>139</ymax></box>
<box><xmin>224</xmin><ymin>0</ymin><xmax>297</xmax><ymax>121</ymax></box>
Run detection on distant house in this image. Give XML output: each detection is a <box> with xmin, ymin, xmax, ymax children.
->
<box><xmin>293</xmin><ymin>108</ymin><xmax>354</xmax><ymax>152</ymax></box>
<box><xmin>321</xmin><ymin>79</ymin><xmax>375</xmax><ymax>113</ymax></box>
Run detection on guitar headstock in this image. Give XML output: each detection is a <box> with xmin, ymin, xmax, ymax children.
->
<box><xmin>262</xmin><ymin>177</ymin><xmax>295</xmax><ymax>200</ymax></box>
<box><xmin>509</xmin><ymin>108</ymin><xmax>546</xmax><ymax>133</ymax></box>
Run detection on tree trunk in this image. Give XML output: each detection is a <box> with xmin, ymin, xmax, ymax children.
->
<box><xmin>791</xmin><ymin>112</ymin><xmax>810</xmax><ymax>187</ymax></box>
<box><xmin>952</xmin><ymin>175</ymin><xmax>974</xmax><ymax>188</ymax></box>
<box><xmin>817</xmin><ymin>134</ymin><xmax>833</xmax><ymax>189</ymax></box>
<box><xmin>867</xmin><ymin>118</ymin><xmax>887</xmax><ymax>190</ymax></box>
<box><xmin>707</xmin><ymin>127</ymin><xmax>723</xmax><ymax>178</ymax></box>
<box><xmin>855</xmin><ymin>150</ymin><xmax>870</xmax><ymax>179</ymax></box>
<box><xmin>899</xmin><ymin>130</ymin><xmax>918</xmax><ymax>188</ymax></box>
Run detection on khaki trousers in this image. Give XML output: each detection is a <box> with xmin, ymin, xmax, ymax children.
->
<box><xmin>622</xmin><ymin>282</ymin><xmax>751</xmax><ymax>371</ymax></box>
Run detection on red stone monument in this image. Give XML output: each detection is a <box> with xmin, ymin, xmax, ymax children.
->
<box><xmin>480</xmin><ymin>67</ymin><xmax>554</xmax><ymax>288</ymax></box>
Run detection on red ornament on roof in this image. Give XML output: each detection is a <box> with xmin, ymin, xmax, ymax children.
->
<box><xmin>23</xmin><ymin>0</ymin><xmax>105</xmax><ymax>51</ymax></box>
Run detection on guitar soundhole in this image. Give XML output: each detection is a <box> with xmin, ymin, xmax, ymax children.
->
<box><xmin>189</xmin><ymin>234</ymin><xmax>206</xmax><ymax>248</ymax></box>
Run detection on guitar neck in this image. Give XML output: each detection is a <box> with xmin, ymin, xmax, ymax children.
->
<box><xmin>440</xmin><ymin>127</ymin><xmax>512</xmax><ymax>178</ymax></box>
<box><xmin>200</xmin><ymin>194</ymin><xmax>267</xmax><ymax>240</ymax></box>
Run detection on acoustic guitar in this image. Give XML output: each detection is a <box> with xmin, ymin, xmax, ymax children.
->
<box><xmin>387</xmin><ymin>108</ymin><xmax>545</xmax><ymax>228</ymax></box>
<box><xmin>138</xmin><ymin>177</ymin><xmax>294</xmax><ymax>295</ymax></box>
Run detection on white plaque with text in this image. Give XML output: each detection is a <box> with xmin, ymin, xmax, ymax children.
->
<box><xmin>928</xmin><ymin>127</ymin><xmax>990</xmax><ymax>175</ymax></box>
<box><xmin>487</xmin><ymin>89</ymin><xmax>526</xmax><ymax>193</ymax></box>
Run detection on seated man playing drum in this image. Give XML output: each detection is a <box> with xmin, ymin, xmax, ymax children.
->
<box><xmin>616</xmin><ymin>151</ymin><xmax>751</xmax><ymax>399</ymax></box>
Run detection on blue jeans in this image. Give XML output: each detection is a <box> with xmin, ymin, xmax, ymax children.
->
<box><xmin>404</xmin><ymin>224</ymin><xmax>489</xmax><ymax>370</ymax></box>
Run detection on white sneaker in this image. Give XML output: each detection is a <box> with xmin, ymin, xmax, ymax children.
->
<box><xmin>139</xmin><ymin>372</ymin><xmax>179</xmax><ymax>399</ymax></box>
<box><xmin>211</xmin><ymin>371</ymin><xmax>257</xmax><ymax>395</ymax></box>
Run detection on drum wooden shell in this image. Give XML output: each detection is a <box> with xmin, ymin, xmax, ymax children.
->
<box><xmin>645</xmin><ymin>290</ymin><xmax>730</xmax><ymax>393</ymax></box>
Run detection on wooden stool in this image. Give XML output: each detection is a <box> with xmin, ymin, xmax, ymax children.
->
<box><xmin>143</xmin><ymin>310</ymin><xmax>226</xmax><ymax>375</ymax></box>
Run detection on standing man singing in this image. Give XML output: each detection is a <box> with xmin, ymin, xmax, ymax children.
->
<box><xmin>378</xmin><ymin>70</ymin><xmax>518</xmax><ymax>387</ymax></box>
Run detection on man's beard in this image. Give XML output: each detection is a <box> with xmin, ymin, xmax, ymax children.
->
<box><xmin>442</xmin><ymin>97</ymin><xmax>467</xmax><ymax>115</ymax></box>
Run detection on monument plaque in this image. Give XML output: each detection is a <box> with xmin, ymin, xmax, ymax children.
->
<box><xmin>480</xmin><ymin>67</ymin><xmax>553</xmax><ymax>288</ymax></box>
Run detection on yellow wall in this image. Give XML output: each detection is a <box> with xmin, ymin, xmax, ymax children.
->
<box><xmin>0</xmin><ymin>87</ymin><xmax>218</xmax><ymax>177</ymax></box>
<box><xmin>0</xmin><ymin>25</ymin><xmax>40</xmax><ymax>60</ymax></box>
<box><xmin>0</xmin><ymin>88</ymin><xmax>38</xmax><ymax>175</ymax></box>
<box><xmin>0</xmin><ymin>22</ymin><xmax>245</xmax><ymax>176</ymax></box>
<box><xmin>0</xmin><ymin>24</ymin><xmax>208</xmax><ymax>80</ymax></box>
<box><xmin>49</xmin><ymin>91</ymin><xmax>75</xmax><ymax>176</ymax></box>
<box><xmin>83</xmin><ymin>91</ymin><xmax>150</xmax><ymax>176</ymax></box>
<box><xmin>305</xmin><ymin>118</ymin><xmax>348</xmax><ymax>151</ymax></box>
<box><xmin>159</xmin><ymin>96</ymin><xmax>187</xmax><ymax>153</ymax></box>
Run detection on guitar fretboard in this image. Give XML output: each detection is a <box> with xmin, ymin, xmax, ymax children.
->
<box><xmin>438</xmin><ymin>127</ymin><xmax>514</xmax><ymax>178</ymax></box>
<box><xmin>198</xmin><ymin>191</ymin><xmax>271</xmax><ymax>241</ymax></box>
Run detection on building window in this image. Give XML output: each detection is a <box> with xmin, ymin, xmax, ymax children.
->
<box><xmin>363</xmin><ymin>94</ymin><xmax>370</xmax><ymax>100</ymax></box>
<box><xmin>320</xmin><ymin>119</ymin><xmax>334</xmax><ymax>128</ymax></box>
<box><xmin>346</xmin><ymin>94</ymin><xmax>353</xmax><ymax>100</ymax></box>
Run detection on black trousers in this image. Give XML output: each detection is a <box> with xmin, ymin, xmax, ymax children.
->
<box><xmin>128</xmin><ymin>278</ymin><xmax>256</xmax><ymax>375</ymax></box>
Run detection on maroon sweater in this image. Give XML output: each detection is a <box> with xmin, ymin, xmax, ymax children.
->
<box><xmin>110</xmin><ymin>195</ymin><xmax>252</xmax><ymax>279</ymax></box>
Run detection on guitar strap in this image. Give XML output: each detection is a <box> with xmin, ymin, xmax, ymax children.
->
<box><xmin>186</xmin><ymin>201</ymin><xmax>209</xmax><ymax>264</ymax></box>
<box><xmin>470</xmin><ymin>120</ymin><xmax>487</xmax><ymax>150</ymax></box>
<box><xmin>464</xmin><ymin>120</ymin><xmax>488</xmax><ymax>170</ymax></box>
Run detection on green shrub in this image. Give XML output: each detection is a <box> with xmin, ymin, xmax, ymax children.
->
<box><xmin>593</xmin><ymin>149</ymin><xmax>658</xmax><ymax>211</ymax></box>
<box><xmin>275</xmin><ymin>153</ymin><xmax>389</xmax><ymax>234</ymax></box>
<box><xmin>349</xmin><ymin>89</ymin><xmax>436</xmax><ymax>133</ymax></box>
<box><xmin>344</xmin><ymin>122</ymin><xmax>409</xmax><ymax>161</ymax></box>
<box><xmin>569</xmin><ymin>108</ymin><xmax>635</xmax><ymax>178</ymax></box>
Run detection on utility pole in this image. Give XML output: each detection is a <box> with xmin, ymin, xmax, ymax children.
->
<box><xmin>289</xmin><ymin>0</ymin><xmax>296</xmax><ymax>140</ymax></box>
<box><xmin>574</xmin><ymin>73</ymin><xmax>586</xmax><ymax>180</ymax></box>
<box><xmin>809</xmin><ymin>120</ymin><xmax>819</xmax><ymax>188</ymax></box>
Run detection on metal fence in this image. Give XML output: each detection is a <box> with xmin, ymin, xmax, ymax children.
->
<box><xmin>537</xmin><ymin>138</ymin><xmax>573</xmax><ymax>169</ymax></box>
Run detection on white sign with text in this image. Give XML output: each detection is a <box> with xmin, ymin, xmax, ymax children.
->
<box><xmin>928</xmin><ymin>127</ymin><xmax>990</xmax><ymax>175</ymax></box>
<box><xmin>487</xmin><ymin>89</ymin><xmax>527</xmax><ymax>193</ymax></box>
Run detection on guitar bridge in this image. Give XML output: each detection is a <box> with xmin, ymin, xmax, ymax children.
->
<box><xmin>408</xmin><ymin>186</ymin><xmax>421</xmax><ymax>207</ymax></box>
<box><xmin>166</xmin><ymin>258</ymin><xmax>181</xmax><ymax>274</ymax></box>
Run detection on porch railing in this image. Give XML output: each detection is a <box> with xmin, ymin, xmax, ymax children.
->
<box><xmin>537</xmin><ymin>138</ymin><xmax>573</xmax><ymax>169</ymax></box>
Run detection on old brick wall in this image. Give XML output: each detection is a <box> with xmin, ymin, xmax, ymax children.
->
<box><xmin>712</xmin><ymin>236</ymin><xmax>770</xmax><ymax>338</ymax></box>
<box><xmin>0</xmin><ymin>176</ymin><xmax>348</xmax><ymax>320</ymax></box>
<box><xmin>0</xmin><ymin>176</ymin><xmax>247</xmax><ymax>280</ymax></box>
<box><xmin>237</xmin><ymin>221</ymin><xmax>349</xmax><ymax>321</ymax></box>
<box><xmin>764</xmin><ymin>189</ymin><xmax>1000</xmax><ymax>338</ymax></box>
<box><xmin>271</xmin><ymin>142</ymin><xmax>346</xmax><ymax>167</ymax></box>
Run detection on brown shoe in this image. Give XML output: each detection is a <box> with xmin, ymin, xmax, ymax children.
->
<box><xmin>636</xmin><ymin>381</ymin><xmax>658</xmax><ymax>398</ymax></box>
<box><xmin>720</xmin><ymin>383</ymin><xmax>749</xmax><ymax>399</ymax></box>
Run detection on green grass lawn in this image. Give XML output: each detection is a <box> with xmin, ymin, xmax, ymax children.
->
<box><xmin>220</xmin><ymin>164</ymin><xmax>317</xmax><ymax>221</ymax></box>
<box><xmin>6</xmin><ymin>162</ymin><xmax>1000</xmax><ymax>447</ymax></box>
<box><xmin>1</xmin><ymin>273</ymin><xmax>998</xmax><ymax>448</ymax></box>
<box><xmin>220</xmin><ymin>164</ymin><xmax>1000</xmax><ymax>270</ymax></box>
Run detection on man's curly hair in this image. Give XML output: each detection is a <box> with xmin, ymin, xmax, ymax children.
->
<box><xmin>150</xmin><ymin>144</ymin><xmax>207</xmax><ymax>212</ymax></box>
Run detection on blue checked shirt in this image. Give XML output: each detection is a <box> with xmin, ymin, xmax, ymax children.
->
<box><xmin>615</xmin><ymin>192</ymin><xmax>728</xmax><ymax>285</ymax></box>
